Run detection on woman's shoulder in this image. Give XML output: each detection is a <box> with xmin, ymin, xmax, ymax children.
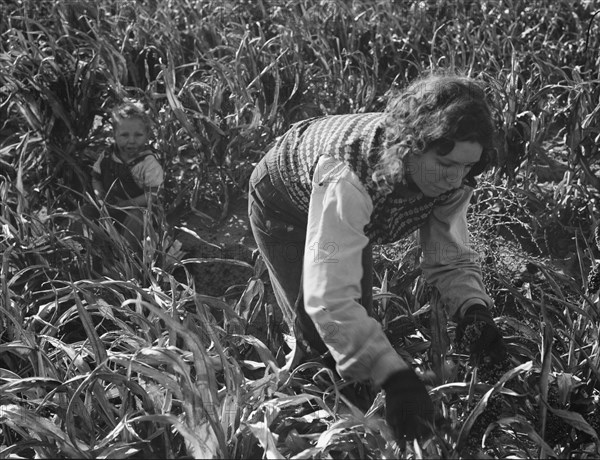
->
<box><xmin>431</xmin><ymin>185</ymin><xmax>475</xmax><ymax>217</ymax></box>
<box><xmin>439</xmin><ymin>184</ymin><xmax>473</xmax><ymax>202</ymax></box>
<box><xmin>309</xmin><ymin>112</ymin><xmax>383</xmax><ymax>128</ymax></box>
<box><xmin>298</xmin><ymin>112</ymin><xmax>385</xmax><ymax>151</ymax></box>
<box><xmin>290</xmin><ymin>112</ymin><xmax>384</xmax><ymax>131</ymax></box>
<box><xmin>313</xmin><ymin>155</ymin><xmax>371</xmax><ymax>198</ymax></box>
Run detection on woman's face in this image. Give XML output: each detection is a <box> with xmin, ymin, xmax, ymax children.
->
<box><xmin>406</xmin><ymin>140</ymin><xmax>482</xmax><ymax>197</ymax></box>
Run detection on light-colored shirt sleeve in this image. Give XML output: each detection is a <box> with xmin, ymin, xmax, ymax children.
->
<box><xmin>131</xmin><ymin>155</ymin><xmax>164</xmax><ymax>189</ymax></box>
<box><xmin>419</xmin><ymin>187</ymin><xmax>493</xmax><ymax>319</ymax></box>
<box><xmin>303</xmin><ymin>156</ymin><xmax>409</xmax><ymax>387</ymax></box>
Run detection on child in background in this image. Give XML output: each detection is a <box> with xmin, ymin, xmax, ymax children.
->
<box><xmin>79</xmin><ymin>101</ymin><xmax>164</xmax><ymax>256</ymax></box>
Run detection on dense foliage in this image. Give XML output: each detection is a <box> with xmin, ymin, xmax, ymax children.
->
<box><xmin>1</xmin><ymin>0</ymin><xmax>600</xmax><ymax>458</ymax></box>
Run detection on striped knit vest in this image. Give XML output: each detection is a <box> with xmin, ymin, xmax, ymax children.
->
<box><xmin>274</xmin><ymin>113</ymin><xmax>460</xmax><ymax>245</ymax></box>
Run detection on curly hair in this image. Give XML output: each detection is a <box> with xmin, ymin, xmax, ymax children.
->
<box><xmin>110</xmin><ymin>101</ymin><xmax>153</xmax><ymax>132</ymax></box>
<box><xmin>375</xmin><ymin>72</ymin><xmax>496</xmax><ymax>187</ymax></box>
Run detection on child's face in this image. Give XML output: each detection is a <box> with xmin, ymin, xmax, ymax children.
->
<box><xmin>114</xmin><ymin>117</ymin><xmax>150</xmax><ymax>159</ymax></box>
<box><xmin>406</xmin><ymin>140</ymin><xmax>482</xmax><ymax>197</ymax></box>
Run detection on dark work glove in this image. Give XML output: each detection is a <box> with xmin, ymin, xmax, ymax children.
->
<box><xmin>455</xmin><ymin>304</ymin><xmax>506</xmax><ymax>365</ymax></box>
<box><xmin>382</xmin><ymin>368</ymin><xmax>435</xmax><ymax>441</ymax></box>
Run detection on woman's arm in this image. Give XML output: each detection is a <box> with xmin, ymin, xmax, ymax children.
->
<box><xmin>420</xmin><ymin>189</ymin><xmax>507</xmax><ymax>364</ymax></box>
<box><xmin>419</xmin><ymin>187</ymin><xmax>493</xmax><ymax>319</ymax></box>
<box><xmin>303</xmin><ymin>156</ymin><xmax>409</xmax><ymax>386</ymax></box>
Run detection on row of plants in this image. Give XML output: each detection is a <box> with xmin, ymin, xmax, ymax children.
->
<box><xmin>1</xmin><ymin>186</ymin><xmax>600</xmax><ymax>458</ymax></box>
<box><xmin>2</xmin><ymin>0</ymin><xmax>599</xmax><ymax>212</ymax></box>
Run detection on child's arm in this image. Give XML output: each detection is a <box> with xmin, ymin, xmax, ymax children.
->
<box><xmin>91</xmin><ymin>154</ymin><xmax>106</xmax><ymax>202</ymax></box>
<box><xmin>117</xmin><ymin>155</ymin><xmax>163</xmax><ymax>208</ymax></box>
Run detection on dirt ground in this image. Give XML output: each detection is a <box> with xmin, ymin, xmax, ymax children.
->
<box><xmin>171</xmin><ymin>195</ymin><xmax>257</xmax><ymax>297</ymax></box>
<box><xmin>178</xmin><ymin>195</ymin><xmax>256</xmax><ymax>251</ymax></box>
<box><xmin>170</xmin><ymin>194</ymin><xmax>288</xmax><ymax>358</ymax></box>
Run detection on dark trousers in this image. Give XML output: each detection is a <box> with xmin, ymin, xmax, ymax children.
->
<box><xmin>248</xmin><ymin>150</ymin><xmax>373</xmax><ymax>357</ymax></box>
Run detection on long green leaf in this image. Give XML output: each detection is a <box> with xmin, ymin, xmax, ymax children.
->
<box><xmin>0</xmin><ymin>404</ymin><xmax>90</xmax><ymax>458</ymax></box>
<box><xmin>71</xmin><ymin>286</ymin><xmax>108</xmax><ymax>365</ymax></box>
<box><xmin>456</xmin><ymin>361</ymin><xmax>534</xmax><ymax>452</ymax></box>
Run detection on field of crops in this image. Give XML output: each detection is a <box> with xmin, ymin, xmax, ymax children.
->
<box><xmin>2</xmin><ymin>0</ymin><xmax>600</xmax><ymax>458</ymax></box>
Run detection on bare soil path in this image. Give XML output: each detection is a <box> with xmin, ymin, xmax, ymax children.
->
<box><xmin>171</xmin><ymin>195</ymin><xmax>257</xmax><ymax>297</ymax></box>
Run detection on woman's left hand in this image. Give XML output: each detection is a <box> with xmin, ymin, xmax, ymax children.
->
<box><xmin>455</xmin><ymin>304</ymin><xmax>506</xmax><ymax>365</ymax></box>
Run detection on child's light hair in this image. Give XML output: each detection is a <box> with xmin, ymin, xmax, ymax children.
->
<box><xmin>110</xmin><ymin>101</ymin><xmax>153</xmax><ymax>132</ymax></box>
